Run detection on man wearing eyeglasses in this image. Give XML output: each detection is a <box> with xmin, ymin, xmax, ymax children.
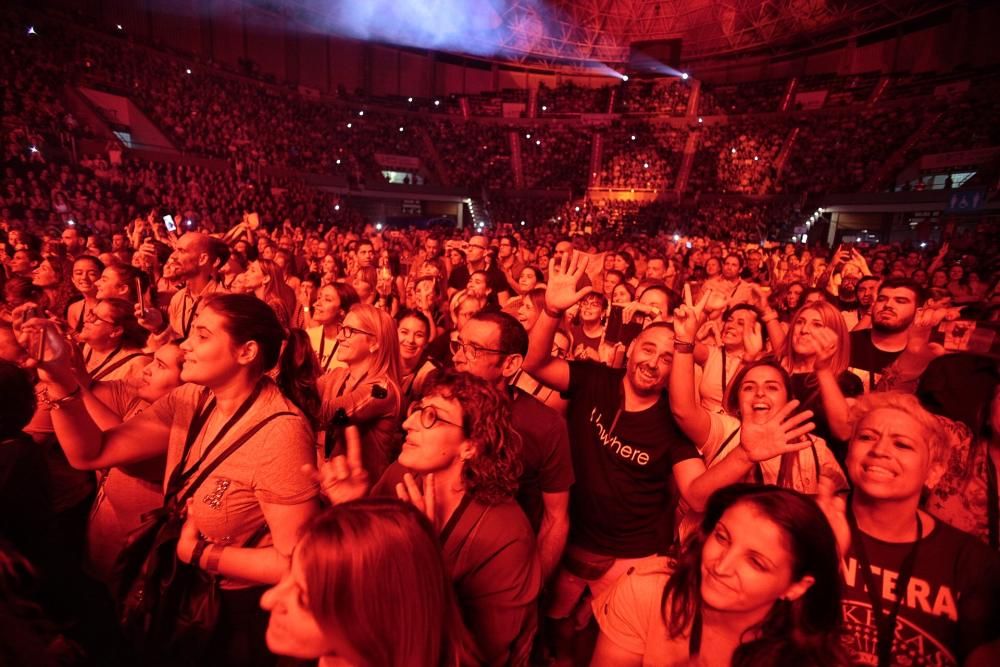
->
<box><xmin>446</xmin><ymin>234</ymin><xmax>510</xmax><ymax>304</ymax></box>
<box><xmin>452</xmin><ymin>311</ymin><xmax>573</xmax><ymax>582</ymax></box>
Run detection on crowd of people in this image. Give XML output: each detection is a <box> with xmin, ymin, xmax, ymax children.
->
<box><xmin>1</xmin><ymin>187</ymin><xmax>1000</xmax><ymax>666</ymax></box>
<box><xmin>7</xmin><ymin>8</ymin><xmax>999</xmax><ymax>202</ymax></box>
<box><xmin>3</xmin><ymin>7</ymin><xmax>1000</xmax><ymax>667</ymax></box>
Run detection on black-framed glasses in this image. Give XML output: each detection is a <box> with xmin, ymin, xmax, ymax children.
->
<box><xmin>467</xmin><ymin>243</ymin><xmax>487</xmax><ymax>251</ymax></box>
<box><xmin>84</xmin><ymin>310</ymin><xmax>115</xmax><ymax>326</ymax></box>
<box><xmin>449</xmin><ymin>339</ymin><xmax>507</xmax><ymax>360</ymax></box>
<box><xmin>407</xmin><ymin>401</ymin><xmax>464</xmax><ymax>430</ymax></box>
<box><xmin>337</xmin><ymin>324</ymin><xmax>374</xmax><ymax>339</ymax></box>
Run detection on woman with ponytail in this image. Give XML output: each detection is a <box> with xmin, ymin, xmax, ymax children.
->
<box><xmin>28</xmin><ymin>293</ymin><xmax>319</xmax><ymax>665</ymax></box>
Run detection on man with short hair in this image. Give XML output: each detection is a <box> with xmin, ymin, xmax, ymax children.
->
<box><xmin>524</xmin><ymin>251</ymin><xmax>775</xmax><ymax>648</ymax></box>
<box><xmin>61</xmin><ymin>227</ymin><xmax>85</xmax><ymax>258</ymax></box>
<box><xmin>843</xmin><ymin>275</ymin><xmax>879</xmax><ymax>331</ymax></box>
<box><xmin>356</xmin><ymin>240</ymin><xmax>375</xmax><ymax>268</ymax></box>
<box><xmin>452</xmin><ymin>310</ymin><xmax>573</xmax><ymax>580</ymax></box>
<box><xmin>497</xmin><ymin>235</ymin><xmax>525</xmax><ymax>294</ymax></box>
<box><xmin>849</xmin><ymin>277</ymin><xmax>922</xmax><ymax>391</ymax></box>
<box><xmin>643</xmin><ymin>256</ymin><xmax>668</xmax><ymax>282</ymax></box>
<box><xmin>137</xmin><ymin>232</ymin><xmax>228</xmax><ymax>344</ymax></box>
<box><xmin>447</xmin><ymin>235</ymin><xmax>509</xmax><ymax>302</ymax></box>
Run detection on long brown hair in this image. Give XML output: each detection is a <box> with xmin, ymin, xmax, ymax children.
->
<box><xmin>298</xmin><ymin>499</ymin><xmax>480</xmax><ymax>666</ymax></box>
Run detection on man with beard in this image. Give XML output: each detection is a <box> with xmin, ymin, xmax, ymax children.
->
<box><xmin>849</xmin><ymin>277</ymin><xmax>921</xmax><ymax>392</ymax></box>
<box><xmin>843</xmin><ymin>275</ymin><xmax>879</xmax><ymax>330</ymax></box>
<box><xmin>136</xmin><ymin>232</ymin><xmax>229</xmax><ymax>344</ymax></box>
<box><xmin>523</xmin><ymin>251</ymin><xmax>762</xmax><ymax>659</ymax></box>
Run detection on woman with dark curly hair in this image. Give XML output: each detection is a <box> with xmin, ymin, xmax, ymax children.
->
<box><xmin>315</xmin><ymin>368</ymin><xmax>541</xmax><ymax>666</ymax></box>
<box><xmin>592</xmin><ymin>484</ymin><xmax>849</xmax><ymax>667</ymax></box>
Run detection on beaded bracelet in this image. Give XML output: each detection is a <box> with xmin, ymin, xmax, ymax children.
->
<box><xmin>39</xmin><ymin>384</ymin><xmax>82</xmax><ymax>411</ymax></box>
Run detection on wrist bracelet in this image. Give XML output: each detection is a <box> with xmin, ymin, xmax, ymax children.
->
<box><xmin>674</xmin><ymin>341</ymin><xmax>695</xmax><ymax>354</ymax></box>
<box><xmin>204</xmin><ymin>544</ymin><xmax>224</xmax><ymax>573</ymax></box>
<box><xmin>40</xmin><ymin>384</ymin><xmax>83</xmax><ymax>410</ymax></box>
<box><xmin>191</xmin><ymin>538</ymin><xmax>210</xmax><ymax>568</ymax></box>
<box><xmin>544</xmin><ymin>306</ymin><xmax>565</xmax><ymax>319</ymax></box>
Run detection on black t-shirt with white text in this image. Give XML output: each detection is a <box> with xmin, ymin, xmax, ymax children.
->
<box><xmin>565</xmin><ymin>361</ymin><xmax>698</xmax><ymax>558</ymax></box>
<box><xmin>841</xmin><ymin>518</ymin><xmax>1000</xmax><ymax>666</ymax></box>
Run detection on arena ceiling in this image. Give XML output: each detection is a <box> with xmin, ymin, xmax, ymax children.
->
<box><xmin>281</xmin><ymin>0</ymin><xmax>959</xmax><ymax>68</ymax></box>
<box><xmin>497</xmin><ymin>0</ymin><xmax>959</xmax><ymax>65</ymax></box>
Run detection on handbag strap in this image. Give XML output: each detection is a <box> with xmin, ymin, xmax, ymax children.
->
<box><xmin>173</xmin><ymin>411</ymin><xmax>296</xmax><ymax>510</ymax></box>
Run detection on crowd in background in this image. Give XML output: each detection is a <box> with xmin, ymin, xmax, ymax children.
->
<box><xmin>2</xmin><ymin>5</ymin><xmax>1000</xmax><ymax>667</ymax></box>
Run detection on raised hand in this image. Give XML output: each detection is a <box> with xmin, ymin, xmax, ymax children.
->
<box><xmin>740</xmin><ymin>399</ymin><xmax>815</xmax><ymax>462</ymax></box>
<box><xmin>306</xmin><ymin>425</ymin><xmax>369</xmax><ymax>505</ymax></box>
<box><xmin>545</xmin><ymin>251</ymin><xmax>592</xmax><ymax>312</ymax></box>
<box><xmin>135</xmin><ymin>302</ymin><xmax>165</xmax><ymax>333</ymax></box>
<box><xmin>396</xmin><ymin>472</ymin><xmax>437</xmax><ymax>530</ymax></box>
<box><xmin>742</xmin><ymin>319</ymin><xmax>763</xmax><ymax>361</ymax></box>
<box><xmin>810</xmin><ymin>326</ymin><xmax>840</xmax><ymax>371</ymax></box>
<box><xmin>673</xmin><ymin>283</ymin><xmax>708</xmax><ymax>342</ymax></box>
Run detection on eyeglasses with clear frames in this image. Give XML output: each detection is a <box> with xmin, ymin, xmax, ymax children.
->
<box><xmin>407</xmin><ymin>401</ymin><xmax>464</xmax><ymax>430</ymax></box>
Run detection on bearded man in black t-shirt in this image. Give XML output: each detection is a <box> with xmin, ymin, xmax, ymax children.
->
<box><xmin>849</xmin><ymin>277</ymin><xmax>922</xmax><ymax>392</ymax></box>
<box><xmin>522</xmin><ymin>250</ymin><xmax>787</xmax><ymax>656</ymax></box>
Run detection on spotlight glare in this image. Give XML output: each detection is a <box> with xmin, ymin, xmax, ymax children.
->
<box><xmin>541</xmin><ymin>105</ymin><xmax>547</xmax><ymax>111</ymax></box>
<box><xmin>358</xmin><ymin>110</ymin><xmax>364</xmax><ymax>116</ymax></box>
<box><xmin>535</xmin><ymin>140</ymin><xmax>540</xmax><ymax>145</ymax></box>
<box><xmin>407</xmin><ymin>97</ymin><xmax>413</xmax><ymax>102</ymax></box>
<box><xmin>731</xmin><ymin>148</ymin><xmax>737</xmax><ymax>154</ymax></box>
<box><xmin>698</xmin><ymin>117</ymin><xmax>703</xmax><ymax>123</ymax></box>
<box><xmin>630</xmin><ymin>135</ymin><xmax>636</xmax><ymax>141</ymax></box>
<box><xmin>399</xmin><ymin>126</ymin><xmax>404</xmax><ymax>132</ymax></box>
<box><xmin>27</xmin><ymin>26</ymin><xmax>36</xmax><ymax>35</ymax></box>
<box><xmin>67</xmin><ymin>219</ymin><xmax>76</xmax><ymax>226</ymax></box>
<box><xmin>681</xmin><ymin>72</ymin><xmax>689</xmax><ymax>80</ymax></box>
<box><xmin>525</xmin><ymin>133</ymin><xmax>531</xmax><ymax>139</ymax></box>
<box><xmin>520</xmin><ymin>220</ymin><xmax>526</xmax><ymax>226</ymax></box>
<box><xmin>335</xmin><ymin>159</ymin><xmax>341</xmax><ymax>164</ymax></box>
<box><xmin>643</xmin><ymin>162</ymin><xmax>649</xmax><ymax>169</ymax></box>
<box><xmin>434</xmin><ymin>100</ymin><xmax>440</xmax><ymax>106</ymax></box>
<box><xmin>185</xmin><ymin>68</ymin><xmax>192</xmax><ymax>75</ymax></box>
<box><xmin>375</xmin><ymin>222</ymin><xmax>383</xmax><ymax>231</ymax></box>
<box><xmin>334</xmin><ymin>204</ymin><xmax>340</xmax><ymax>211</ymax></box>
<box><xmin>754</xmin><ymin>156</ymin><xmax>759</xmax><ymax>161</ymax></box>
<box><xmin>621</xmin><ymin>74</ymin><xmax>629</xmax><ymax>82</ymax></box>
<box><xmin>347</xmin><ymin>123</ymin><xmax>352</xmax><ymax>128</ymax></box>
<box><xmin>28</xmin><ymin>145</ymin><xmax>39</xmax><ymax>153</ymax></box>
<box><xmin>574</xmin><ymin>206</ymin><xmax>580</xmax><ymax>212</ymax></box>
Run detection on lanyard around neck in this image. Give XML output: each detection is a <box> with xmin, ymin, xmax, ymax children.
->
<box><xmin>847</xmin><ymin>502</ymin><xmax>923</xmax><ymax>667</ymax></box>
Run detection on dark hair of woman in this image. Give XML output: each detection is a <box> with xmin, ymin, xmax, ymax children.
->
<box><xmin>201</xmin><ymin>293</ymin><xmax>318</xmax><ymax>421</ymax></box>
<box><xmin>661</xmin><ymin>484</ymin><xmax>848</xmax><ymax>667</ymax></box>
<box><xmin>102</xmin><ymin>297</ymin><xmax>151</xmax><ymax>349</ymax></box>
<box><xmin>278</xmin><ymin>328</ymin><xmax>323</xmax><ymax>429</ymax></box>
<box><xmin>421</xmin><ymin>369</ymin><xmax>522</xmax><ymax>505</ymax></box>
<box><xmin>722</xmin><ymin>358</ymin><xmax>793</xmax><ymax>419</ymax></box>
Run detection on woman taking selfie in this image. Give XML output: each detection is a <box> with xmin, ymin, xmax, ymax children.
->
<box><xmin>27</xmin><ymin>293</ymin><xmax>320</xmax><ymax>665</ymax></box>
<box><xmin>593</xmin><ymin>484</ymin><xmax>849</xmax><ymax>667</ymax></box>
<box><xmin>261</xmin><ymin>499</ymin><xmax>480</xmax><ymax>667</ymax></box>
